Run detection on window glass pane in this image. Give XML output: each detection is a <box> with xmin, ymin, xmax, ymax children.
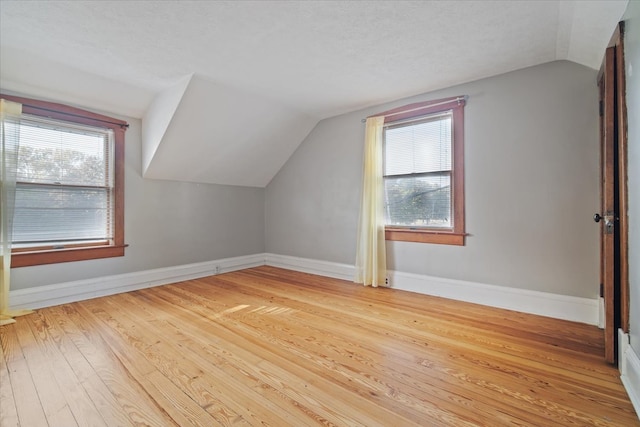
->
<box><xmin>17</xmin><ymin>116</ymin><xmax>111</xmax><ymax>187</ymax></box>
<box><xmin>12</xmin><ymin>114</ymin><xmax>115</xmax><ymax>249</ymax></box>
<box><xmin>384</xmin><ymin>174</ymin><xmax>451</xmax><ymax>228</ymax></box>
<box><xmin>384</xmin><ymin>114</ymin><xmax>452</xmax><ymax>176</ymax></box>
<box><xmin>13</xmin><ymin>184</ymin><xmax>112</xmax><ymax>246</ymax></box>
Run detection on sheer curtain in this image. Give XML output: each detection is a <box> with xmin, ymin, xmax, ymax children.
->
<box><xmin>355</xmin><ymin>116</ymin><xmax>387</xmax><ymax>287</ymax></box>
<box><xmin>0</xmin><ymin>99</ymin><xmax>31</xmax><ymax>325</ymax></box>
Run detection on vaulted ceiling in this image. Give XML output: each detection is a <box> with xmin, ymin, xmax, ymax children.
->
<box><xmin>0</xmin><ymin>1</ymin><xmax>628</xmax><ymax>187</ymax></box>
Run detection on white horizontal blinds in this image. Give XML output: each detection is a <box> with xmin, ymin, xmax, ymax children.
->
<box><xmin>13</xmin><ymin>114</ymin><xmax>114</xmax><ymax>247</ymax></box>
<box><xmin>16</xmin><ymin>116</ymin><xmax>110</xmax><ymax>186</ymax></box>
<box><xmin>384</xmin><ymin>113</ymin><xmax>452</xmax><ymax>175</ymax></box>
<box><xmin>383</xmin><ymin>112</ymin><xmax>453</xmax><ymax>228</ymax></box>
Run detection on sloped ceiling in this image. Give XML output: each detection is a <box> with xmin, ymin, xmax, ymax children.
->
<box><xmin>0</xmin><ymin>1</ymin><xmax>628</xmax><ymax>187</ymax></box>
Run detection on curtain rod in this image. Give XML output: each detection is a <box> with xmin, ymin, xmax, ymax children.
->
<box><xmin>22</xmin><ymin>103</ymin><xmax>130</xmax><ymax>129</ymax></box>
<box><xmin>361</xmin><ymin>95</ymin><xmax>468</xmax><ymax>123</ymax></box>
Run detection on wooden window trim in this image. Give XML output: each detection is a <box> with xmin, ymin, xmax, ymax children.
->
<box><xmin>381</xmin><ymin>96</ymin><xmax>466</xmax><ymax>245</ymax></box>
<box><xmin>385</xmin><ymin>229</ymin><xmax>466</xmax><ymax>245</ymax></box>
<box><xmin>1</xmin><ymin>93</ymin><xmax>127</xmax><ymax>268</ymax></box>
<box><xmin>11</xmin><ymin>245</ymin><xmax>127</xmax><ymax>268</ymax></box>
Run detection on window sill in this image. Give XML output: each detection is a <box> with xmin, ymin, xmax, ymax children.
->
<box><xmin>11</xmin><ymin>245</ymin><xmax>127</xmax><ymax>268</ymax></box>
<box><xmin>385</xmin><ymin>228</ymin><xmax>466</xmax><ymax>246</ymax></box>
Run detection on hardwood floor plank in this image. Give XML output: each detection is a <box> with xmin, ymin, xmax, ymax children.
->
<box><xmin>110</xmin><ymin>292</ymin><xmax>324</xmax><ymax>427</ymax></box>
<box><xmin>219</xmin><ymin>268</ymin><xmax>638</xmax><ymax>424</ymax></box>
<box><xmin>14</xmin><ymin>315</ymin><xmax>78</xmax><ymax>427</ymax></box>
<box><xmin>47</xmin><ymin>304</ymin><xmax>178</xmax><ymax>427</ymax></box>
<box><xmin>58</xmin><ymin>303</ymin><xmax>185</xmax><ymax>426</ymax></box>
<box><xmin>80</xmin><ymin>297</ymin><xmax>262</xmax><ymax>426</ymax></box>
<box><xmin>101</xmin><ymin>290</ymin><xmax>388</xmax><ymax>427</ymax></box>
<box><xmin>148</xmin><ymin>283</ymin><xmax>440</xmax><ymax>426</ymax></box>
<box><xmin>229</xmin><ymin>269</ymin><xmax>624</xmax><ymax>391</ymax></box>
<box><xmin>0</xmin><ymin>333</ymin><xmax>20</xmax><ymax>427</ymax></box>
<box><xmin>126</xmin><ymin>289</ymin><xmax>426</xmax><ymax>427</ymax></box>
<box><xmin>229</xmin><ymin>270</ymin><xmax>610</xmax><ymax>375</ymax></box>
<box><xmin>1</xmin><ymin>266</ymin><xmax>638</xmax><ymax>426</ymax></box>
<box><xmin>32</xmin><ymin>308</ymin><xmax>135</xmax><ymax>427</ymax></box>
<box><xmin>1</xmin><ymin>324</ymin><xmax>48</xmax><ymax>427</ymax></box>
<box><xmin>179</xmin><ymin>274</ymin><xmax>616</xmax><ymax>422</ymax></box>
<box><xmin>153</xmin><ymin>279</ymin><xmax>499</xmax><ymax>426</ymax></box>
<box><xmin>18</xmin><ymin>320</ymin><xmax>108</xmax><ymax>427</ymax></box>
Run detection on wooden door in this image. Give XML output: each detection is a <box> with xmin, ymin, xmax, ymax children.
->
<box><xmin>597</xmin><ymin>24</ymin><xmax>629</xmax><ymax>365</ymax></box>
<box><xmin>597</xmin><ymin>46</ymin><xmax>617</xmax><ymax>364</ymax></box>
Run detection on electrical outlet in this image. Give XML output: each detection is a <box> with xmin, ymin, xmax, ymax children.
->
<box><xmin>215</xmin><ymin>265</ymin><xmax>221</xmax><ymax>274</ymax></box>
<box><xmin>385</xmin><ymin>275</ymin><xmax>390</xmax><ymax>286</ymax></box>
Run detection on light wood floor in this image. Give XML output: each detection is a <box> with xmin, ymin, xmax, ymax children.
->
<box><xmin>1</xmin><ymin>266</ymin><xmax>638</xmax><ymax>426</ymax></box>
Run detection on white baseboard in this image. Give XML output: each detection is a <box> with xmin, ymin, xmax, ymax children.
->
<box><xmin>263</xmin><ymin>253</ymin><xmax>599</xmax><ymax>325</ymax></box>
<box><xmin>599</xmin><ymin>297</ymin><xmax>605</xmax><ymax>329</ymax></box>
<box><xmin>11</xmin><ymin>252</ymin><xmax>599</xmax><ymax>326</ymax></box>
<box><xmin>388</xmin><ymin>269</ymin><xmax>598</xmax><ymax>325</ymax></box>
<box><xmin>619</xmin><ymin>331</ymin><xmax>640</xmax><ymax>419</ymax></box>
<box><xmin>265</xmin><ymin>253</ymin><xmax>355</xmax><ymax>281</ymax></box>
<box><xmin>9</xmin><ymin>253</ymin><xmax>265</xmax><ymax>310</ymax></box>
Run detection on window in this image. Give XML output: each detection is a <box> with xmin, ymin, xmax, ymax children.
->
<box><xmin>2</xmin><ymin>94</ymin><xmax>127</xmax><ymax>267</ymax></box>
<box><xmin>382</xmin><ymin>96</ymin><xmax>465</xmax><ymax>245</ymax></box>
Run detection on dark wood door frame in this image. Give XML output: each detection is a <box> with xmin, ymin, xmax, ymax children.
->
<box><xmin>614</xmin><ymin>24</ymin><xmax>630</xmax><ymax>335</ymax></box>
<box><xmin>597</xmin><ymin>21</ymin><xmax>629</xmax><ymax>364</ymax></box>
<box><xmin>598</xmin><ymin>49</ymin><xmax>616</xmax><ymax>364</ymax></box>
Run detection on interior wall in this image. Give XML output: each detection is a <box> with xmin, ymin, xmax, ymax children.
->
<box><xmin>623</xmin><ymin>0</ymin><xmax>640</xmax><ymax>355</ymax></box>
<box><xmin>10</xmin><ymin>95</ymin><xmax>265</xmax><ymax>291</ymax></box>
<box><xmin>266</xmin><ymin>60</ymin><xmax>600</xmax><ymax>299</ymax></box>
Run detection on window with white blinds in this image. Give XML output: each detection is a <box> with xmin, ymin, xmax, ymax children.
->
<box><xmin>2</xmin><ymin>93</ymin><xmax>127</xmax><ymax>267</ymax></box>
<box><xmin>13</xmin><ymin>115</ymin><xmax>115</xmax><ymax>248</ymax></box>
<box><xmin>384</xmin><ymin>112</ymin><xmax>454</xmax><ymax>229</ymax></box>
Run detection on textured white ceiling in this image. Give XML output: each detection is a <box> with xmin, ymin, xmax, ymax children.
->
<box><xmin>0</xmin><ymin>0</ymin><xmax>628</xmax><ymax>187</ymax></box>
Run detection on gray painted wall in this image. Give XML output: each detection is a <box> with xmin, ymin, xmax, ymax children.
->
<box><xmin>11</xmin><ymin>107</ymin><xmax>265</xmax><ymax>291</ymax></box>
<box><xmin>624</xmin><ymin>0</ymin><xmax>640</xmax><ymax>355</ymax></box>
<box><xmin>266</xmin><ymin>60</ymin><xmax>600</xmax><ymax>299</ymax></box>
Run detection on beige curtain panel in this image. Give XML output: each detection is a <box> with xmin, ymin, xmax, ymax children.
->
<box><xmin>355</xmin><ymin>116</ymin><xmax>387</xmax><ymax>287</ymax></box>
<box><xmin>0</xmin><ymin>99</ymin><xmax>32</xmax><ymax>325</ymax></box>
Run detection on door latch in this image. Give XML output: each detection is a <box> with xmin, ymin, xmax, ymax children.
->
<box><xmin>593</xmin><ymin>212</ymin><xmax>617</xmax><ymax>234</ymax></box>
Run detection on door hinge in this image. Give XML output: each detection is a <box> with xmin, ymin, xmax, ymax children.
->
<box><xmin>599</xmin><ymin>100</ymin><xmax>604</xmax><ymax>117</ymax></box>
<box><xmin>600</xmin><ymin>283</ymin><xmax>604</xmax><ymax>297</ymax></box>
